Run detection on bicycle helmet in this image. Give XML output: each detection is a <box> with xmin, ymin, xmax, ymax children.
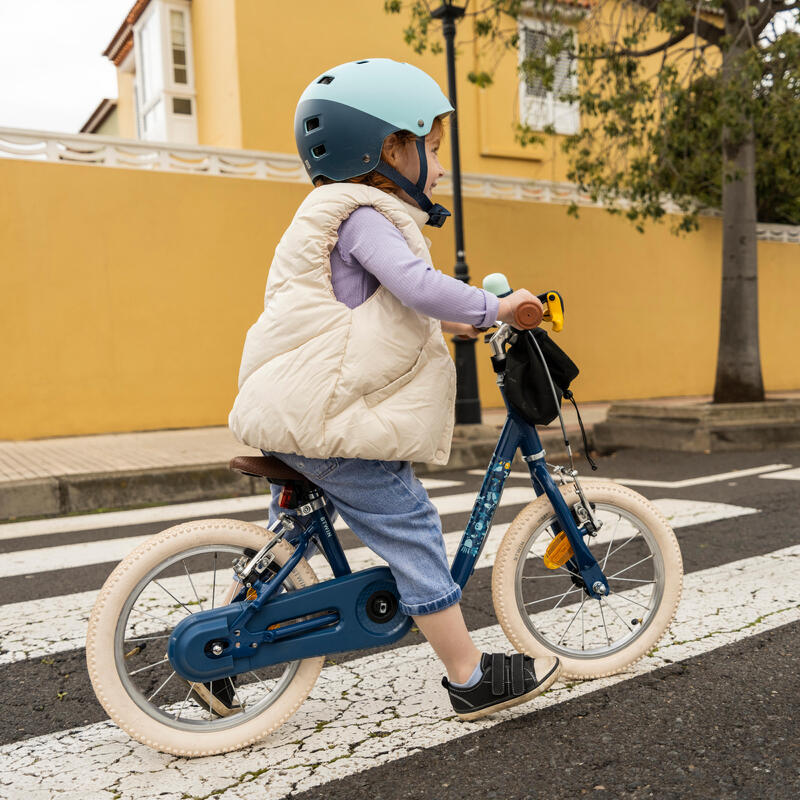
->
<box><xmin>294</xmin><ymin>58</ymin><xmax>454</xmax><ymax>227</ymax></box>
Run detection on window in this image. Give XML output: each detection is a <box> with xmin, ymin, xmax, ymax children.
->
<box><xmin>519</xmin><ymin>20</ymin><xmax>579</xmax><ymax>136</ymax></box>
<box><xmin>133</xmin><ymin>0</ymin><xmax>197</xmax><ymax>144</ymax></box>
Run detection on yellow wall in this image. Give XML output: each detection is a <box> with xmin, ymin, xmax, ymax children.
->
<box><xmin>193</xmin><ymin>0</ymin><xmax>242</xmax><ymax>148</ymax></box>
<box><xmin>0</xmin><ymin>157</ymin><xmax>797</xmax><ymax>440</ymax></box>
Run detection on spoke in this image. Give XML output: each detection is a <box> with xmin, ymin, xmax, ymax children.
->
<box><xmin>606</xmin><ymin>554</ymin><xmax>654</xmax><ymax>579</ymax></box>
<box><xmin>124</xmin><ymin>633</ymin><xmax>171</xmax><ymax>642</ymax></box>
<box><xmin>602</xmin><ymin>597</ymin><xmax>633</xmax><ymax>632</ymax></box>
<box><xmin>148</xmin><ymin>670</ymin><xmax>176</xmax><ymax>702</ymax></box>
<box><xmin>211</xmin><ymin>552</ymin><xmax>218</xmax><ymax>611</ymax></box>
<box><xmin>182</xmin><ymin>560</ymin><xmax>205</xmax><ymax>612</ymax></box>
<box><xmin>128</xmin><ymin>656</ymin><xmax>170</xmax><ymax>676</ymax></box>
<box><xmin>581</xmin><ymin>602</ymin><xmax>585</xmax><ymax>650</ymax></box>
<box><xmin>248</xmin><ymin>670</ymin><xmax>270</xmax><ymax>694</ymax></box>
<box><xmin>175</xmin><ymin>685</ymin><xmax>194</xmax><ymax>720</ymax></box>
<box><xmin>131</xmin><ymin>606</ymin><xmax>184</xmax><ymax>628</ymax></box>
<box><xmin>154</xmin><ymin>580</ymin><xmax>194</xmax><ymax>615</ymax></box>
<box><xmin>612</xmin><ymin>591</ymin><xmax>651</xmax><ymax>611</ymax></box>
<box><xmin>521</xmin><ymin>574</ymin><xmax>570</xmax><ymax>580</ymax></box>
<box><xmin>227</xmin><ymin>677</ymin><xmax>246</xmax><ymax>711</ymax></box>
<box><xmin>598</xmin><ymin>598</ymin><xmax>611</xmax><ymax>646</ymax></box>
<box><xmin>604</xmin><ymin>532</ymin><xmax>641</xmax><ymax>563</ymax></box>
<box><xmin>524</xmin><ymin>585</ymin><xmax>583</xmax><ymax>607</ymax></box>
<box><xmin>601</xmin><ymin>515</ymin><xmax>622</xmax><ymax>570</ymax></box>
<box><xmin>207</xmin><ymin>680</ymin><xmax>214</xmax><ymax>721</ymax></box>
<box><xmin>557</xmin><ymin>595</ymin><xmax>586</xmax><ymax>646</ymax></box>
<box><xmin>610</xmin><ymin>576</ymin><xmax>654</xmax><ymax>584</ymax></box>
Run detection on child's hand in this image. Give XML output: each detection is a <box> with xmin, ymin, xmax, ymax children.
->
<box><xmin>497</xmin><ymin>289</ymin><xmax>543</xmax><ymax>328</ymax></box>
<box><xmin>441</xmin><ymin>321</ymin><xmax>481</xmax><ymax>340</ymax></box>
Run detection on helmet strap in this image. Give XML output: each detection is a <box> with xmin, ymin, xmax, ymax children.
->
<box><xmin>374</xmin><ymin>135</ymin><xmax>451</xmax><ymax>228</ymax></box>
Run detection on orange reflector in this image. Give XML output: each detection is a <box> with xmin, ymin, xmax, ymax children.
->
<box><xmin>246</xmin><ymin>587</ymin><xmax>258</xmax><ymax>602</ymax></box>
<box><xmin>544</xmin><ymin>531</ymin><xmax>574</xmax><ymax>569</ymax></box>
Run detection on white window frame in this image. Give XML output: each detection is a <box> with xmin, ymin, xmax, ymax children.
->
<box><xmin>133</xmin><ymin>0</ymin><xmax>197</xmax><ymax>144</ymax></box>
<box><xmin>518</xmin><ymin>18</ymin><xmax>579</xmax><ymax>136</ymax></box>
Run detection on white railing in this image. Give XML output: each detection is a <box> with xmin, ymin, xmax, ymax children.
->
<box><xmin>1</xmin><ymin>126</ymin><xmax>797</xmax><ymax>244</ymax></box>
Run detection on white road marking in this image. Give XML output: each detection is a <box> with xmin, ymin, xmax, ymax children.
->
<box><xmin>471</xmin><ymin>463</ymin><xmax>793</xmax><ymax>488</ymax></box>
<box><xmin>0</xmin><ymin>499</ymin><xmax>758</xmax><ymax>664</ymax></box>
<box><xmin>2</xmin><ymin>544</ymin><xmax>797</xmax><ymax>800</ymax></box>
<box><xmin>0</xmin><ymin>476</ymin><xmax>465</xmax><ymax>542</ymax></box>
<box><xmin>611</xmin><ymin>463</ymin><xmax>792</xmax><ymax>488</ymax></box>
<box><xmin>0</xmin><ymin>495</ymin><xmax>756</xmax><ymax>579</ymax></box>
<box><xmin>759</xmin><ymin>467</ymin><xmax>800</xmax><ymax>481</ymax></box>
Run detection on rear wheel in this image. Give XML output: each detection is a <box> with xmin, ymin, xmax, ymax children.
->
<box><xmin>492</xmin><ymin>480</ymin><xmax>683</xmax><ymax>678</ymax></box>
<box><xmin>86</xmin><ymin>518</ymin><xmax>323</xmax><ymax>756</ymax></box>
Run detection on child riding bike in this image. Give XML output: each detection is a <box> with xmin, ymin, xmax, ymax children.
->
<box><xmin>228</xmin><ymin>57</ymin><xmax>561</xmax><ymax>719</ymax></box>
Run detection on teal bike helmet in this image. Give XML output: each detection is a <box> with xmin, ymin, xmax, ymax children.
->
<box><xmin>294</xmin><ymin>58</ymin><xmax>454</xmax><ymax>227</ymax></box>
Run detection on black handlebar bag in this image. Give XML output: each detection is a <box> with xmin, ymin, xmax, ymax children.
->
<box><xmin>504</xmin><ymin>328</ymin><xmax>580</xmax><ymax>426</ymax></box>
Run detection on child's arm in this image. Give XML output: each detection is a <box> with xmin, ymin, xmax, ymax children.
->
<box><xmin>441</xmin><ymin>320</ymin><xmax>480</xmax><ymax>338</ymax></box>
<box><xmin>339</xmin><ymin>207</ymin><xmax>499</xmax><ymax>328</ymax></box>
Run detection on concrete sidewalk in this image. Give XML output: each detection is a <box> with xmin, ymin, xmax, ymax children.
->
<box><xmin>0</xmin><ymin>404</ymin><xmax>610</xmax><ymax>522</ymax></box>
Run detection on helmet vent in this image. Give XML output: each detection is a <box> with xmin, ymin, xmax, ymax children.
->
<box><xmin>356</xmin><ymin>60</ymin><xmax>369</xmax><ymax>64</ymax></box>
<box><xmin>305</xmin><ymin>117</ymin><xmax>320</xmax><ymax>132</ymax></box>
<box><xmin>317</xmin><ymin>75</ymin><xmax>334</xmax><ymax>84</ymax></box>
<box><xmin>311</xmin><ymin>143</ymin><xmax>327</xmax><ymax>158</ymax></box>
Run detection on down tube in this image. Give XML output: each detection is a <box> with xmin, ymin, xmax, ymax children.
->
<box><xmin>451</xmin><ymin>417</ymin><xmax>532</xmax><ymax>588</ymax></box>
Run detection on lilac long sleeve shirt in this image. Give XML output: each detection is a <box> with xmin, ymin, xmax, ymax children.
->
<box><xmin>330</xmin><ymin>206</ymin><xmax>499</xmax><ymax>328</ymax></box>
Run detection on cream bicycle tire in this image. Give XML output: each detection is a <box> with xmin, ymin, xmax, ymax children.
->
<box><xmin>86</xmin><ymin>518</ymin><xmax>324</xmax><ymax>756</ymax></box>
<box><xmin>492</xmin><ymin>479</ymin><xmax>683</xmax><ymax>679</ymax></box>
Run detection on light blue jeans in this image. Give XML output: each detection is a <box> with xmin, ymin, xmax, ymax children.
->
<box><xmin>263</xmin><ymin>450</ymin><xmax>462</xmax><ymax>617</ymax></box>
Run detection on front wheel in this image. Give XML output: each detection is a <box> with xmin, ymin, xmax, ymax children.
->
<box><xmin>86</xmin><ymin>518</ymin><xmax>324</xmax><ymax>756</ymax></box>
<box><xmin>492</xmin><ymin>480</ymin><xmax>683</xmax><ymax>678</ymax></box>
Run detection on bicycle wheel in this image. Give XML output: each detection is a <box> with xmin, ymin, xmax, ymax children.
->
<box><xmin>86</xmin><ymin>518</ymin><xmax>324</xmax><ymax>756</ymax></box>
<box><xmin>492</xmin><ymin>479</ymin><xmax>682</xmax><ymax>678</ymax></box>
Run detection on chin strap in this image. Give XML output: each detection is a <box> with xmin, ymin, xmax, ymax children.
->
<box><xmin>374</xmin><ymin>136</ymin><xmax>452</xmax><ymax>228</ymax></box>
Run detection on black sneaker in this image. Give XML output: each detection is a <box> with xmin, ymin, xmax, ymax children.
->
<box><xmin>442</xmin><ymin>652</ymin><xmax>561</xmax><ymax>721</ymax></box>
<box><xmin>188</xmin><ymin>678</ymin><xmax>243</xmax><ymax>717</ymax></box>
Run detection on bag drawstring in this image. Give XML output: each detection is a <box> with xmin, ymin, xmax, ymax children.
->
<box><xmin>564</xmin><ymin>389</ymin><xmax>598</xmax><ymax>471</ymax></box>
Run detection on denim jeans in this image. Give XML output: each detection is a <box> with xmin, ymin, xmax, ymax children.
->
<box><xmin>262</xmin><ymin>450</ymin><xmax>462</xmax><ymax>617</ymax></box>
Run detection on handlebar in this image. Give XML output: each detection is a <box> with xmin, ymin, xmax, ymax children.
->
<box><xmin>482</xmin><ymin>273</ymin><xmax>565</xmax><ymax>333</ymax></box>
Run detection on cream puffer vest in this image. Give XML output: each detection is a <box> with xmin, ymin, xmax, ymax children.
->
<box><xmin>228</xmin><ymin>183</ymin><xmax>457</xmax><ymax>465</ymax></box>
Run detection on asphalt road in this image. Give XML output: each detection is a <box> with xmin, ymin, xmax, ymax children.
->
<box><xmin>1</xmin><ymin>446</ymin><xmax>798</xmax><ymax>799</ymax></box>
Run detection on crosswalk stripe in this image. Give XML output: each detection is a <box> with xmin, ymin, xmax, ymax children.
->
<box><xmin>759</xmin><ymin>467</ymin><xmax>800</xmax><ymax>481</ymax></box>
<box><xmin>0</xmin><ymin>498</ymin><xmax>758</xmax><ymax>664</ymax></box>
<box><xmin>2</xmin><ymin>544</ymin><xmax>797</xmax><ymax>799</ymax></box>
<box><xmin>470</xmin><ymin>464</ymin><xmax>793</xmax><ymax>488</ymax></box>
<box><xmin>0</xmin><ymin>477</ymin><xmax>467</xmax><ymax>542</ymax></box>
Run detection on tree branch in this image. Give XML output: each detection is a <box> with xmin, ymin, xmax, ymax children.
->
<box><xmin>625</xmin><ymin>0</ymin><xmax>725</xmax><ymax>46</ymax></box>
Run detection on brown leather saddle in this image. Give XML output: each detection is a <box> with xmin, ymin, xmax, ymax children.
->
<box><xmin>229</xmin><ymin>455</ymin><xmax>312</xmax><ymax>485</ymax></box>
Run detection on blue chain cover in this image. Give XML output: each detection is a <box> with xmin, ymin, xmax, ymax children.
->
<box><xmin>167</xmin><ymin>566</ymin><xmax>410</xmax><ymax>683</ymax></box>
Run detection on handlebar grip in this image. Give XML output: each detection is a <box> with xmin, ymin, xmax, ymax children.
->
<box><xmin>513</xmin><ymin>301</ymin><xmax>543</xmax><ymax>330</ymax></box>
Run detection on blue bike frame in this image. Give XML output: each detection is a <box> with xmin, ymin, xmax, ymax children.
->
<box><xmin>168</xmin><ymin>381</ymin><xmax>609</xmax><ymax>684</ymax></box>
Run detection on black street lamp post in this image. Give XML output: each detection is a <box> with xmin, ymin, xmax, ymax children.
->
<box><xmin>431</xmin><ymin>1</ymin><xmax>482</xmax><ymax>425</ymax></box>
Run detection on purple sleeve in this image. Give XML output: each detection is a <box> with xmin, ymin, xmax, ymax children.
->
<box><xmin>337</xmin><ymin>206</ymin><xmax>500</xmax><ymax>328</ymax></box>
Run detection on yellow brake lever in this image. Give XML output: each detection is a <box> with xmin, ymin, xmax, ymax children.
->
<box><xmin>537</xmin><ymin>291</ymin><xmax>565</xmax><ymax>332</ymax></box>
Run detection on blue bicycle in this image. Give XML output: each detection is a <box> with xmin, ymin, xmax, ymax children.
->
<box><xmin>86</xmin><ymin>274</ymin><xmax>683</xmax><ymax>756</ymax></box>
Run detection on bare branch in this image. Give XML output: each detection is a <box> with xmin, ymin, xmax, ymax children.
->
<box><xmin>626</xmin><ymin>0</ymin><xmax>725</xmax><ymax>46</ymax></box>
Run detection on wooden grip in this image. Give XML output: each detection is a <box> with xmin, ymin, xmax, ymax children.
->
<box><xmin>513</xmin><ymin>300</ymin><xmax>543</xmax><ymax>330</ymax></box>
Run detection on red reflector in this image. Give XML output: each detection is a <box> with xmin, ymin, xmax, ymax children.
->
<box><xmin>278</xmin><ymin>486</ymin><xmax>294</xmax><ymax>508</ymax></box>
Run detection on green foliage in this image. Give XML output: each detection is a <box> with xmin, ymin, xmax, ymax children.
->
<box><xmin>383</xmin><ymin>0</ymin><xmax>800</xmax><ymax>234</ymax></box>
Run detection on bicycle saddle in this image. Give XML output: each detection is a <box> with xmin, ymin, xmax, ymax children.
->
<box><xmin>229</xmin><ymin>455</ymin><xmax>310</xmax><ymax>484</ymax></box>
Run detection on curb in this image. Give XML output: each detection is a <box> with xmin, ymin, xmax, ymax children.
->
<box><xmin>0</xmin><ymin>427</ymin><xmax>594</xmax><ymax>523</ymax></box>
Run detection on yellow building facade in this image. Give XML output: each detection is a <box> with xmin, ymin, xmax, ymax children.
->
<box><xmin>0</xmin><ymin>0</ymin><xmax>797</xmax><ymax>439</ymax></box>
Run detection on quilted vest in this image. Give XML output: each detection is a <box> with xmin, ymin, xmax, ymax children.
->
<box><xmin>228</xmin><ymin>182</ymin><xmax>457</xmax><ymax>465</ymax></box>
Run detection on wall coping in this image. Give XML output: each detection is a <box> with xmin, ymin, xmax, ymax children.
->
<box><xmin>1</xmin><ymin>126</ymin><xmax>797</xmax><ymax>244</ymax></box>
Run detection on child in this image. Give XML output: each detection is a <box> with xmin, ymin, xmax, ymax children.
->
<box><xmin>229</xmin><ymin>58</ymin><xmax>560</xmax><ymax>719</ymax></box>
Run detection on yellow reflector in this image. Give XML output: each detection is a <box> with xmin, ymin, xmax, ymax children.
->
<box><xmin>543</xmin><ymin>531</ymin><xmax>574</xmax><ymax>569</ymax></box>
<box><xmin>246</xmin><ymin>587</ymin><xmax>258</xmax><ymax>601</ymax></box>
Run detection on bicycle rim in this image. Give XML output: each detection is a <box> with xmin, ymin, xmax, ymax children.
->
<box><xmin>513</xmin><ymin>503</ymin><xmax>666</xmax><ymax>660</ymax></box>
<box><xmin>113</xmin><ymin>544</ymin><xmax>301</xmax><ymax>733</ymax></box>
